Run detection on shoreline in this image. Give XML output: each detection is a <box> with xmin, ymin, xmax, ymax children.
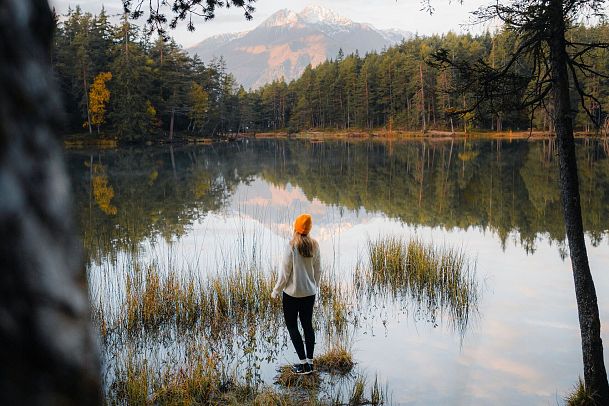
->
<box><xmin>255</xmin><ymin>129</ymin><xmax>606</xmax><ymax>140</ymax></box>
<box><xmin>62</xmin><ymin>129</ymin><xmax>608</xmax><ymax>148</ymax></box>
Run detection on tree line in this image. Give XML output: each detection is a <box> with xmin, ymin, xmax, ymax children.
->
<box><xmin>53</xmin><ymin>7</ymin><xmax>609</xmax><ymax>141</ymax></box>
<box><xmin>53</xmin><ymin>7</ymin><xmax>241</xmax><ymax>141</ymax></box>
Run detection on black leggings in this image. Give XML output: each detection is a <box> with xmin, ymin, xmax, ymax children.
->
<box><xmin>282</xmin><ymin>292</ymin><xmax>315</xmax><ymax>360</ymax></box>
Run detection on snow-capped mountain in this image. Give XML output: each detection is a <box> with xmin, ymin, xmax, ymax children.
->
<box><xmin>188</xmin><ymin>5</ymin><xmax>412</xmax><ymax>89</ymax></box>
<box><xmin>298</xmin><ymin>5</ymin><xmax>352</xmax><ymax>26</ymax></box>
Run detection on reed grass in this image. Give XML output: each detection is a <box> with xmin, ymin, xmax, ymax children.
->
<box><xmin>565</xmin><ymin>378</ymin><xmax>597</xmax><ymax>406</ymax></box>
<box><xmin>109</xmin><ymin>354</ymin><xmax>150</xmax><ymax>405</ymax></box>
<box><xmin>349</xmin><ymin>375</ymin><xmax>366</xmax><ymax>405</ymax></box>
<box><xmin>112</xmin><ymin>264</ymin><xmax>282</xmax><ymax>337</ymax></box>
<box><xmin>94</xmin><ymin>259</ymin><xmax>357</xmax><ymax>343</ymax></box>
<box><xmin>94</xmin><ymin>253</ymin><xmax>360</xmax><ymax>404</ymax></box>
<box><xmin>328</xmin><ymin>374</ymin><xmax>385</xmax><ymax>406</ymax></box>
<box><xmin>361</xmin><ymin>236</ymin><xmax>479</xmax><ymax>333</ymax></box>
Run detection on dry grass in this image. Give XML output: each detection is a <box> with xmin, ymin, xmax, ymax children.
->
<box><xmin>109</xmin><ymin>353</ymin><xmax>222</xmax><ymax>405</ymax></box>
<box><xmin>110</xmin><ymin>351</ymin><xmax>303</xmax><ymax>405</ymax></box>
<box><xmin>274</xmin><ymin>365</ymin><xmax>321</xmax><ymax>389</ymax></box>
<box><xmin>273</xmin><ymin>343</ymin><xmax>355</xmax><ymax>389</ymax></box>
<box><xmin>315</xmin><ymin>343</ymin><xmax>355</xmax><ymax>375</ymax></box>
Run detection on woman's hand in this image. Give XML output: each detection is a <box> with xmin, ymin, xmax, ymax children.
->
<box><xmin>271</xmin><ymin>291</ymin><xmax>280</xmax><ymax>300</ymax></box>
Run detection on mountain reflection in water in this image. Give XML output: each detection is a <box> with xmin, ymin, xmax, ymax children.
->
<box><xmin>67</xmin><ymin>138</ymin><xmax>609</xmax><ymax>263</ymax></box>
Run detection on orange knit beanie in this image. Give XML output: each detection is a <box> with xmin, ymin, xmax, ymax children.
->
<box><xmin>294</xmin><ymin>213</ymin><xmax>312</xmax><ymax>235</ymax></box>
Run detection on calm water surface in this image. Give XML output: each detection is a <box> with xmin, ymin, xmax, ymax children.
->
<box><xmin>66</xmin><ymin>138</ymin><xmax>609</xmax><ymax>405</ymax></box>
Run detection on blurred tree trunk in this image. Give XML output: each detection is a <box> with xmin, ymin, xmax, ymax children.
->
<box><xmin>0</xmin><ymin>0</ymin><xmax>101</xmax><ymax>404</ymax></box>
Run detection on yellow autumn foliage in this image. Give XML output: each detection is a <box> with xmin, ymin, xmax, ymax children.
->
<box><xmin>189</xmin><ymin>83</ymin><xmax>209</xmax><ymax>130</ymax></box>
<box><xmin>89</xmin><ymin>72</ymin><xmax>112</xmax><ymax>130</ymax></box>
<box><xmin>146</xmin><ymin>100</ymin><xmax>157</xmax><ymax>119</ymax></box>
<box><xmin>148</xmin><ymin>169</ymin><xmax>158</xmax><ymax>186</ymax></box>
<box><xmin>458</xmin><ymin>150</ymin><xmax>480</xmax><ymax>162</ymax></box>
<box><xmin>92</xmin><ymin>164</ymin><xmax>117</xmax><ymax>215</ymax></box>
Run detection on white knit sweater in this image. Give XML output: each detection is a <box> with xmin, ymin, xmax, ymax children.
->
<box><xmin>272</xmin><ymin>242</ymin><xmax>321</xmax><ymax>298</ymax></box>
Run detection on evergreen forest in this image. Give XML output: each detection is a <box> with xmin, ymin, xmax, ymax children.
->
<box><xmin>53</xmin><ymin>7</ymin><xmax>609</xmax><ymax>141</ymax></box>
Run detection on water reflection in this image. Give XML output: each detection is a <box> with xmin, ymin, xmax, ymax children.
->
<box><xmin>65</xmin><ymin>138</ymin><xmax>609</xmax><ymax>404</ymax></box>
<box><xmin>67</xmin><ymin>138</ymin><xmax>609</xmax><ymax>264</ymax></box>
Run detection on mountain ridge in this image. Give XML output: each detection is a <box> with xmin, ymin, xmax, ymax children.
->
<box><xmin>188</xmin><ymin>5</ymin><xmax>412</xmax><ymax>89</ymax></box>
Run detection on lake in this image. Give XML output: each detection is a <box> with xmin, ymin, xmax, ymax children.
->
<box><xmin>65</xmin><ymin>138</ymin><xmax>609</xmax><ymax>405</ymax></box>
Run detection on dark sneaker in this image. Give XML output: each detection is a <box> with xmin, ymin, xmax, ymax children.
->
<box><xmin>304</xmin><ymin>362</ymin><xmax>313</xmax><ymax>374</ymax></box>
<box><xmin>307</xmin><ymin>362</ymin><xmax>314</xmax><ymax>373</ymax></box>
<box><xmin>292</xmin><ymin>363</ymin><xmax>307</xmax><ymax>375</ymax></box>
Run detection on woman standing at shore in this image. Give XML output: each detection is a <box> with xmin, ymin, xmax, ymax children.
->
<box><xmin>271</xmin><ymin>214</ymin><xmax>321</xmax><ymax>375</ymax></box>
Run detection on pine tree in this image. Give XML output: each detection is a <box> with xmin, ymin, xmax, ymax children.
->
<box><xmin>108</xmin><ymin>15</ymin><xmax>157</xmax><ymax>141</ymax></box>
<box><xmin>189</xmin><ymin>82</ymin><xmax>209</xmax><ymax>134</ymax></box>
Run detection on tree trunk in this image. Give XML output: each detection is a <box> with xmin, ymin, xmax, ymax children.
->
<box><xmin>419</xmin><ymin>62</ymin><xmax>426</xmax><ymax>132</ymax></box>
<box><xmin>83</xmin><ymin>65</ymin><xmax>92</xmax><ymax>134</ymax></box>
<box><xmin>548</xmin><ymin>1</ymin><xmax>609</xmax><ymax>402</ymax></box>
<box><xmin>169</xmin><ymin>106</ymin><xmax>175</xmax><ymax>142</ymax></box>
<box><xmin>0</xmin><ymin>0</ymin><xmax>101</xmax><ymax>404</ymax></box>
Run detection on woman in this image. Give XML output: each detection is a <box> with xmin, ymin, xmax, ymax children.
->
<box><xmin>271</xmin><ymin>213</ymin><xmax>321</xmax><ymax>375</ymax></box>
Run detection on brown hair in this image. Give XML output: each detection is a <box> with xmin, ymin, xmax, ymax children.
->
<box><xmin>290</xmin><ymin>232</ymin><xmax>316</xmax><ymax>258</ymax></box>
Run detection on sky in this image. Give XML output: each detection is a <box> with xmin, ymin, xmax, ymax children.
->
<box><xmin>49</xmin><ymin>0</ymin><xmax>493</xmax><ymax>48</ymax></box>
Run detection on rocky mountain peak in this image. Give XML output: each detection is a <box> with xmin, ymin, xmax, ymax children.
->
<box><xmin>298</xmin><ymin>5</ymin><xmax>352</xmax><ymax>26</ymax></box>
<box><xmin>260</xmin><ymin>8</ymin><xmax>300</xmax><ymax>27</ymax></box>
<box><xmin>188</xmin><ymin>5</ymin><xmax>412</xmax><ymax>89</ymax></box>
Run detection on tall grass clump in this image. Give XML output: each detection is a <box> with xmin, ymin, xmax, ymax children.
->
<box><xmin>565</xmin><ymin>377</ymin><xmax>597</xmax><ymax>405</ymax></box>
<box><xmin>367</xmin><ymin>237</ymin><xmax>408</xmax><ymax>291</ymax></box>
<box><xmin>362</xmin><ymin>236</ymin><xmax>479</xmax><ymax>334</ymax></box>
<box><xmin>315</xmin><ymin>342</ymin><xmax>355</xmax><ymax>375</ymax></box>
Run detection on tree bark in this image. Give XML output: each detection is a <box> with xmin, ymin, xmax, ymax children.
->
<box><xmin>0</xmin><ymin>0</ymin><xmax>101</xmax><ymax>404</ymax></box>
<box><xmin>548</xmin><ymin>1</ymin><xmax>609</xmax><ymax>402</ymax></box>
